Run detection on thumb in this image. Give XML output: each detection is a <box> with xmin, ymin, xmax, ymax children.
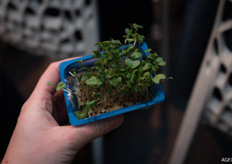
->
<box><xmin>66</xmin><ymin>115</ymin><xmax>124</xmax><ymax>149</ymax></box>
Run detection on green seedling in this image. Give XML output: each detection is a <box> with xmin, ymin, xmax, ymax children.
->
<box><xmin>49</xmin><ymin>23</ymin><xmax>170</xmax><ymax>119</ymax></box>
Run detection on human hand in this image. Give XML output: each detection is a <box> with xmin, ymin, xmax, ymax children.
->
<box><xmin>2</xmin><ymin>59</ymin><xmax>123</xmax><ymax>164</ymax></box>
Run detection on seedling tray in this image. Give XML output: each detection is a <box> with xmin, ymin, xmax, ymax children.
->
<box><xmin>59</xmin><ymin>42</ymin><xmax>165</xmax><ymax>126</ymax></box>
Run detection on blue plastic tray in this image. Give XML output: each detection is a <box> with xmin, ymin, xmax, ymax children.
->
<box><xmin>59</xmin><ymin>42</ymin><xmax>165</xmax><ymax>126</ymax></box>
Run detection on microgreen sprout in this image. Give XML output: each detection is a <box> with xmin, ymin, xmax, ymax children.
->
<box><xmin>51</xmin><ymin>23</ymin><xmax>170</xmax><ymax>119</ymax></box>
<box><xmin>48</xmin><ymin>81</ymin><xmax>66</xmax><ymax>91</ymax></box>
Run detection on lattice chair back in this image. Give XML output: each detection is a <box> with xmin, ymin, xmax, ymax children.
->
<box><xmin>0</xmin><ymin>0</ymin><xmax>99</xmax><ymax>59</ymax></box>
<box><xmin>170</xmin><ymin>1</ymin><xmax>232</xmax><ymax>164</ymax></box>
<box><xmin>203</xmin><ymin>0</ymin><xmax>232</xmax><ymax>135</ymax></box>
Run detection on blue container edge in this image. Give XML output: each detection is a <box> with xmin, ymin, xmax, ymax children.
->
<box><xmin>59</xmin><ymin>42</ymin><xmax>165</xmax><ymax>126</ymax></box>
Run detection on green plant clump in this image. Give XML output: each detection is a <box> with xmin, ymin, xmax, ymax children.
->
<box><xmin>51</xmin><ymin>23</ymin><xmax>169</xmax><ymax>119</ymax></box>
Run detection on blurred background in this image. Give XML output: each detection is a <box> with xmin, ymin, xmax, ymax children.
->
<box><xmin>0</xmin><ymin>0</ymin><xmax>232</xmax><ymax>164</ymax></box>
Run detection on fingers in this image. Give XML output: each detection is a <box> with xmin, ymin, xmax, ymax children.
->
<box><xmin>66</xmin><ymin>115</ymin><xmax>124</xmax><ymax>149</ymax></box>
<box><xmin>82</xmin><ymin>115</ymin><xmax>124</xmax><ymax>137</ymax></box>
<box><xmin>33</xmin><ymin>62</ymin><xmax>61</xmax><ymax>95</ymax></box>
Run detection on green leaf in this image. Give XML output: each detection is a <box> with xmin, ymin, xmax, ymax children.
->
<box><xmin>80</xmin><ymin>73</ymin><xmax>90</xmax><ymax>81</ymax></box>
<box><xmin>94</xmin><ymin>42</ymin><xmax>102</xmax><ymax>46</ymax></box>
<box><xmin>132</xmin><ymin>23</ymin><xmax>143</xmax><ymax>29</ymax></box>
<box><xmin>92</xmin><ymin>92</ymin><xmax>101</xmax><ymax>98</ymax></box>
<box><xmin>106</xmin><ymin>68</ymin><xmax>114</xmax><ymax>78</ymax></box>
<box><xmin>93</xmin><ymin>50</ymin><xmax>101</xmax><ymax>58</ymax></box>
<box><xmin>127</xmin><ymin>45</ymin><xmax>135</xmax><ymax>52</ymax></box>
<box><xmin>127</xmin><ymin>73</ymin><xmax>132</xmax><ymax>79</ymax></box>
<box><xmin>125</xmin><ymin>59</ymin><xmax>133</xmax><ymax>68</ymax></box>
<box><xmin>85</xmin><ymin>100</ymin><xmax>96</xmax><ymax>108</ymax></box>
<box><xmin>56</xmin><ymin>81</ymin><xmax>66</xmax><ymax>91</ymax></box>
<box><xmin>77</xmin><ymin>60</ymin><xmax>83</xmax><ymax>63</ymax></box>
<box><xmin>131</xmin><ymin>69</ymin><xmax>138</xmax><ymax>83</ymax></box>
<box><xmin>127</xmin><ymin>38</ymin><xmax>135</xmax><ymax>42</ymax></box>
<box><xmin>112</xmin><ymin>63</ymin><xmax>120</xmax><ymax>69</ymax></box>
<box><xmin>148</xmin><ymin>53</ymin><xmax>158</xmax><ymax>60</ymax></box>
<box><xmin>152</xmin><ymin>74</ymin><xmax>166</xmax><ymax>84</ymax></box>
<box><xmin>142</xmin><ymin>63</ymin><xmax>152</xmax><ymax>71</ymax></box>
<box><xmin>130</xmin><ymin>51</ymin><xmax>142</xmax><ymax>59</ymax></box>
<box><xmin>125</xmin><ymin>28</ymin><xmax>131</xmax><ymax>35</ymax></box>
<box><xmin>144</xmin><ymin>72</ymin><xmax>151</xmax><ymax>76</ymax></box>
<box><xmin>86</xmin><ymin>76</ymin><xmax>102</xmax><ymax>87</ymax></box>
<box><xmin>155</xmin><ymin>57</ymin><xmax>166</xmax><ymax>66</ymax></box>
<box><xmin>119</xmin><ymin>50</ymin><xmax>127</xmax><ymax>56</ymax></box>
<box><xmin>75</xmin><ymin>111</ymin><xmax>84</xmax><ymax>120</ymax></box>
<box><xmin>138</xmin><ymin>34</ymin><xmax>145</xmax><ymax>43</ymax></box>
<box><xmin>126</xmin><ymin>59</ymin><xmax>140</xmax><ymax>69</ymax></box>
<box><xmin>131</xmin><ymin>60</ymin><xmax>140</xmax><ymax>68</ymax></box>
<box><xmin>126</xmin><ymin>80</ymin><xmax>132</xmax><ymax>88</ymax></box>
<box><xmin>48</xmin><ymin>82</ymin><xmax>55</xmax><ymax>86</ymax></box>
<box><xmin>156</xmin><ymin>57</ymin><xmax>163</xmax><ymax>63</ymax></box>
<box><xmin>103</xmin><ymin>51</ymin><xmax>113</xmax><ymax>60</ymax></box>
<box><xmin>109</xmin><ymin>77</ymin><xmax>122</xmax><ymax>87</ymax></box>
<box><xmin>134</xmin><ymin>86</ymin><xmax>138</xmax><ymax>92</ymax></box>
<box><xmin>158</xmin><ymin>61</ymin><xmax>166</xmax><ymax>66</ymax></box>
<box><xmin>75</xmin><ymin>100</ymin><xmax>96</xmax><ymax>120</ymax></box>
<box><xmin>145</xmin><ymin>48</ymin><xmax>152</xmax><ymax>52</ymax></box>
<box><xmin>142</xmin><ymin>72</ymin><xmax>151</xmax><ymax>80</ymax></box>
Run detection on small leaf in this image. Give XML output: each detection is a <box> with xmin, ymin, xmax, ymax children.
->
<box><xmin>75</xmin><ymin>100</ymin><xmax>96</xmax><ymax>119</ymax></box>
<box><xmin>130</xmin><ymin>51</ymin><xmax>142</xmax><ymax>59</ymax></box>
<box><xmin>106</xmin><ymin>68</ymin><xmax>114</xmax><ymax>78</ymax></box>
<box><xmin>145</xmin><ymin>49</ymin><xmax>152</xmax><ymax>52</ymax></box>
<box><xmin>103</xmin><ymin>51</ymin><xmax>113</xmax><ymax>60</ymax></box>
<box><xmin>85</xmin><ymin>100</ymin><xmax>96</xmax><ymax>108</ymax></box>
<box><xmin>75</xmin><ymin>111</ymin><xmax>83</xmax><ymax>120</ymax></box>
<box><xmin>127</xmin><ymin>73</ymin><xmax>132</xmax><ymax>79</ymax></box>
<box><xmin>127</xmin><ymin>45</ymin><xmax>135</xmax><ymax>52</ymax></box>
<box><xmin>126</xmin><ymin>80</ymin><xmax>132</xmax><ymax>88</ymax></box>
<box><xmin>48</xmin><ymin>82</ymin><xmax>55</xmax><ymax>86</ymax></box>
<box><xmin>126</xmin><ymin>59</ymin><xmax>140</xmax><ymax>69</ymax></box>
<box><xmin>93</xmin><ymin>50</ymin><xmax>101</xmax><ymax>58</ymax></box>
<box><xmin>156</xmin><ymin>57</ymin><xmax>163</xmax><ymax>63</ymax></box>
<box><xmin>77</xmin><ymin>60</ymin><xmax>83</xmax><ymax>63</ymax></box>
<box><xmin>86</xmin><ymin>76</ymin><xmax>102</xmax><ymax>87</ymax></box>
<box><xmin>56</xmin><ymin>81</ymin><xmax>66</xmax><ymax>91</ymax></box>
<box><xmin>92</xmin><ymin>92</ymin><xmax>101</xmax><ymax>98</ymax></box>
<box><xmin>125</xmin><ymin>59</ymin><xmax>133</xmax><ymax>68</ymax></box>
<box><xmin>109</xmin><ymin>77</ymin><xmax>122</xmax><ymax>87</ymax></box>
<box><xmin>131</xmin><ymin>60</ymin><xmax>140</xmax><ymax>69</ymax></box>
<box><xmin>119</xmin><ymin>50</ymin><xmax>127</xmax><ymax>56</ymax></box>
<box><xmin>158</xmin><ymin>61</ymin><xmax>166</xmax><ymax>66</ymax></box>
<box><xmin>152</xmin><ymin>74</ymin><xmax>166</xmax><ymax>84</ymax></box>
<box><xmin>133</xmin><ymin>23</ymin><xmax>143</xmax><ymax>29</ymax></box>
<box><xmin>125</xmin><ymin>28</ymin><xmax>131</xmax><ymax>35</ymax></box>
<box><xmin>144</xmin><ymin>72</ymin><xmax>151</xmax><ymax>76</ymax></box>
<box><xmin>134</xmin><ymin>86</ymin><xmax>138</xmax><ymax>92</ymax></box>
<box><xmin>142</xmin><ymin>63</ymin><xmax>152</xmax><ymax>71</ymax></box>
<box><xmin>148</xmin><ymin>53</ymin><xmax>158</xmax><ymax>60</ymax></box>
<box><xmin>138</xmin><ymin>34</ymin><xmax>145</xmax><ymax>43</ymax></box>
<box><xmin>81</xmin><ymin>73</ymin><xmax>90</xmax><ymax>81</ymax></box>
<box><xmin>142</xmin><ymin>72</ymin><xmax>151</xmax><ymax>79</ymax></box>
<box><xmin>127</xmin><ymin>38</ymin><xmax>135</xmax><ymax>42</ymax></box>
<box><xmin>94</xmin><ymin>42</ymin><xmax>102</xmax><ymax>46</ymax></box>
<box><xmin>131</xmin><ymin>69</ymin><xmax>138</xmax><ymax>83</ymax></box>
